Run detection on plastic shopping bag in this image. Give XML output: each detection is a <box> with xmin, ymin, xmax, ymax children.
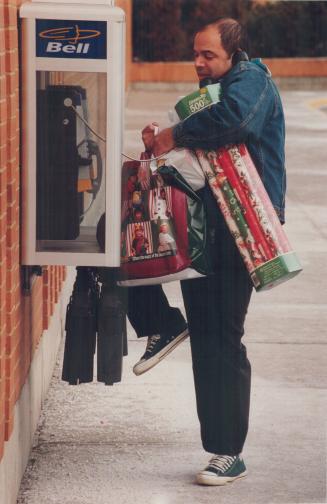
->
<box><xmin>118</xmin><ymin>154</ymin><xmax>210</xmax><ymax>286</ymax></box>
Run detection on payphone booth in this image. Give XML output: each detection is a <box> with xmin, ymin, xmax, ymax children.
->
<box><xmin>20</xmin><ymin>0</ymin><xmax>125</xmax><ymax>267</ymax></box>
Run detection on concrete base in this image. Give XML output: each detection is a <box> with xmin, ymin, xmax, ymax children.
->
<box><xmin>0</xmin><ymin>268</ymin><xmax>75</xmax><ymax>504</ymax></box>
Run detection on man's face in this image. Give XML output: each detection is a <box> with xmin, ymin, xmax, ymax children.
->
<box><xmin>194</xmin><ymin>26</ymin><xmax>233</xmax><ymax>81</ymax></box>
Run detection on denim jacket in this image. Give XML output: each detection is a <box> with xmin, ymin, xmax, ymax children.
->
<box><xmin>173</xmin><ymin>60</ymin><xmax>286</xmax><ymax>222</ymax></box>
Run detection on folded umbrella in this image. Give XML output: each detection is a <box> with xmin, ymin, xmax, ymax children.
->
<box><xmin>62</xmin><ymin>267</ymin><xmax>98</xmax><ymax>385</ymax></box>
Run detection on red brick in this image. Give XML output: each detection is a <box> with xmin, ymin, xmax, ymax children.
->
<box><xmin>0</xmin><ymin>167</ymin><xmax>6</xmax><ymax>192</ymax></box>
<box><xmin>6</xmin><ymin>266</ymin><xmax>20</xmax><ymax>294</ymax></box>
<box><xmin>6</xmin><ymin>283</ymin><xmax>20</xmax><ymax>309</ymax></box>
<box><xmin>4</xmin><ymin>414</ymin><xmax>14</xmax><ymax>441</ymax></box>
<box><xmin>6</xmin><ymin>304</ymin><xmax>20</xmax><ymax>335</ymax></box>
<box><xmin>42</xmin><ymin>267</ymin><xmax>50</xmax><ymax>284</ymax></box>
<box><xmin>6</xmin><ymin>70</ymin><xmax>18</xmax><ymax>95</ymax></box>
<box><xmin>0</xmin><ymin>237</ymin><xmax>6</xmax><ymax>261</ymax></box>
<box><xmin>6</xmin><ymin>244</ymin><xmax>19</xmax><ymax>269</ymax></box>
<box><xmin>0</xmin><ymin>326</ymin><xmax>6</xmax><ymax>357</ymax></box>
<box><xmin>0</xmin><ymin>99</ymin><xmax>7</xmax><ymax>127</ymax></box>
<box><xmin>0</xmin><ymin>5</ymin><xmax>6</xmax><ymax>29</ymax></box>
<box><xmin>7</xmin><ymin>156</ymin><xmax>19</xmax><ymax>185</ymax></box>
<box><xmin>0</xmin><ymin>53</ymin><xmax>6</xmax><ymax>76</ymax></box>
<box><xmin>5</xmin><ymin>343</ymin><xmax>20</xmax><ymax>380</ymax></box>
<box><xmin>0</xmin><ymin>122</ymin><xmax>7</xmax><ymax>150</ymax></box>
<box><xmin>5</xmin><ymin>49</ymin><xmax>18</xmax><ymax>72</ymax></box>
<box><xmin>7</xmin><ymin>115</ymin><xmax>17</xmax><ymax>140</ymax></box>
<box><xmin>0</xmin><ymin>189</ymin><xmax>7</xmax><ymax>215</ymax></box>
<box><xmin>42</xmin><ymin>306</ymin><xmax>49</xmax><ymax>331</ymax></box>
<box><xmin>4</xmin><ymin>5</ymin><xmax>17</xmax><ymax>28</ymax></box>
<box><xmin>0</xmin><ymin>75</ymin><xmax>6</xmax><ymax>98</ymax></box>
<box><xmin>5</xmin><ymin>385</ymin><xmax>17</xmax><ymax>417</ymax></box>
<box><xmin>6</xmin><ymin>220</ymin><xmax>18</xmax><ymax>247</ymax></box>
<box><xmin>0</xmin><ymin>418</ymin><xmax>5</xmax><ymax>460</ymax></box>
<box><xmin>7</xmin><ymin>175</ymin><xmax>19</xmax><ymax>203</ymax></box>
<box><xmin>0</xmin><ymin>30</ymin><xmax>5</xmax><ymax>55</ymax></box>
<box><xmin>0</xmin><ymin>273</ymin><xmax>6</xmax><ymax>295</ymax></box>
<box><xmin>7</xmin><ymin>200</ymin><xmax>19</xmax><ymax>223</ymax></box>
<box><xmin>0</xmin><ymin>214</ymin><xmax>6</xmax><ymax>237</ymax></box>
<box><xmin>7</xmin><ymin>89</ymin><xmax>19</xmax><ymax>117</ymax></box>
<box><xmin>5</xmin><ymin>28</ymin><xmax>18</xmax><ymax>51</ymax></box>
<box><xmin>5</xmin><ymin>320</ymin><xmax>20</xmax><ymax>354</ymax></box>
<box><xmin>0</xmin><ymin>145</ymin><xmax>8</xmax><ymax>170</ymax></box>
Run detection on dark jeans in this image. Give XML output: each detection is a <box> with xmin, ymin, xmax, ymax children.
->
<box><xmin>181</xmin><ymin>260</ymin><xmax>253</xmax><ymax>455</ymax></box>
<box><xmin>127</xmin><ymin>285</ymin><xmax>186</xmax><ymax>338</ymax></box>
<box><xmin>127</xmin><ymin>185</ymin><xmax>253</xmax><ymax>455</ymax></box>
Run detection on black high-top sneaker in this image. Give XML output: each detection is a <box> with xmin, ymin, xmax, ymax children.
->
<box><xmin>133</xmin><ymin>324</ymin><xmax>189</xmax><ymax>376</ymax></box>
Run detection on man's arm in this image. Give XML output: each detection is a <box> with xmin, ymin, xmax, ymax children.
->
<box><xmin>172</xmin><ymin>66</ymin><xmax>274</xmax><ymax>151</ymax></box>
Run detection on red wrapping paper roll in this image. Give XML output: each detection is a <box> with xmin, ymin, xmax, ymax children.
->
<box><xmin>196</xmin><ymin>144</ymin><xmax>302</xmax><ymax>291</ymax></box>
<box><xmin>217</xmin><ymin>149</ymin><xmax>274</xmax><ymax>261</ymax></box>
<box><xmin>237</xmin><ymin>144</ymin><xmax>292</xmax><ymax>254</ymax></box>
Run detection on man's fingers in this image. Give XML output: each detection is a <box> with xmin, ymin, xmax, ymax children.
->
<box><xmin>152</xmin><ymin>128</ymin><xmax>175</xmax><ymax>156</ymax></box>
<box><xmin>141</xmin><ymin>122</ymin><xmax>159</xmax><ymax>135</ymax></box>
<box><xmin>141</xmin><ymin>123</ymin><xmax>160</xmax><ymax>151</ymax></box>
<box><xmin>142</xmin><ymin>132</ymin><xmax>154</xmax><ymax>151</ymax></box>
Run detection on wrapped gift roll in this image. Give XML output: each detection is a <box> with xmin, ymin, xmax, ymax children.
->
<box><xmin>196</xmin><ymin>145</ymin><xmax>302</xmax><ymax>291</ymax></box>
<box><xmin>197</xmin><ymin>151</ymin><xmax>261</xmax><ymax>274</ymax></box>
<box><xmin>215</xmin><ymin>149</ymin><xmax>274</xmax><ymax>261</ymax></box>
<box><xmin>233</xmin><ymin>144</ymin><xmax>292</xmax><ymax>254</ymax></box>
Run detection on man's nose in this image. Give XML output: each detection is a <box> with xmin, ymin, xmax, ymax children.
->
<box><xmin>194</xmin><ymin>55</ymin><xmax>205</xmax><ymax>68</ymax></box>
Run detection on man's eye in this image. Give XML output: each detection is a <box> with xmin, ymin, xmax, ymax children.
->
<box><xmin>204</xmin><ymin>53</ymin><xmax>215</xmax><ymax>60</ymax></box>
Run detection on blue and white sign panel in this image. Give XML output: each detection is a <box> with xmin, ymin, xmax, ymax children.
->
<box><xmin>36</xmin><ymin>19</ymin><xmax>107</xmax><ymax>59</ymax></box>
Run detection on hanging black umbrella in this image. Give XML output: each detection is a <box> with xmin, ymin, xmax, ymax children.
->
<box><xmin>62</xmin><ymin>267</ymin><xmax>99</xmax><ymax>384</ymax></box>
<box><xmin>97</xmin><ymin>268</ymin><xmax>127</xmax><ymax>385</ymax></box>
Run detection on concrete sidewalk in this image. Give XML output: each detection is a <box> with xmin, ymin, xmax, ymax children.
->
<box><xmin>17</xmin><ymin>89</ymin><xmax>327</xmax><ymax>504</ymax></box>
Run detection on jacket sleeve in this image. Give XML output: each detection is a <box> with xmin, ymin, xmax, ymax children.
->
<box><xmin>173</xmin><ymin>66</ymin><xmax>274</xmax><ymax>150</ymax></box>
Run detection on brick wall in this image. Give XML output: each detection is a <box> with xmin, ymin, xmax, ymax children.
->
<box><xmin>0</xmin><ymin>1</ymin><xmax>66</xmax><ymax>462</ymax></box>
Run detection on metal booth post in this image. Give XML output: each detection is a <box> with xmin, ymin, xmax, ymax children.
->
<box><xmin>20</xmin><ymin>0</ymin><xmax>127</xmax><ymax>385</ymax></box>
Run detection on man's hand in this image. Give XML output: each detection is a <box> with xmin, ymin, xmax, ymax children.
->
<box><xmin>141</xmin><ymin>122</ymin><xmax>159</xmax><ymax>152</ymax></box>
<box><xmin>152</xmin><ymin>127</ymin><xmax>175</xmax><ymax>157</ymax></box>
<box><xmin>141</xmin><ymin>123</ymin><xmax>175</xmax><ymax>156</ymax></box>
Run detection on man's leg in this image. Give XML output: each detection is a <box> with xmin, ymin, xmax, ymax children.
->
<box><xmin>127</xmin><ymin>285</ymin><xmax>185</xmax><ymax>337</ymax></box>
<box><xmin>181</xmin><ymin>231</ymin><xmax>253</xmax><ymax>485</ymax></box>
<box><xmin>181</xmin><ymin>262</ymin><xmax>253</xmax><ymax>455</ymax></box>
<box><xmin>127</xmin><ymin>285</ymin><xmax>188</xmax><ymax>375</ymax></box>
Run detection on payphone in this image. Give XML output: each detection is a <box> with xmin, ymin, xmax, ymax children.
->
<box><xmin>20</xmin><ymin>0</ymin><xmax>125</xmax><ymax>267</ymax></box>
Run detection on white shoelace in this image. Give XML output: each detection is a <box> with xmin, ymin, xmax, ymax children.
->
<box><xmin>208</xmin><ymin>455</ymin><xmax>237</xmax><ymax>472</ymax></box>
<box><xmin>145</xmin><ymin>334</ymin><xmax>161</xmax><ymax>353</ymax></box>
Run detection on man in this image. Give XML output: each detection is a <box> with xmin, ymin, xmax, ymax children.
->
<box><xmin>129</xmin><ymin>17</ymin><xmax>286</xmax><ymax>486</ymax></box>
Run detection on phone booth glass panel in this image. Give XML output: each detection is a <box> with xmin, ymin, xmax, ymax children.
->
<box><xmin>36</xmin><ymin>71</ymin><xmax>106</xmax><ymax>254</ymax></box>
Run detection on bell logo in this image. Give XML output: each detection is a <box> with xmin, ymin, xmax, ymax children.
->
<box><xmin>36</xmin><ymin>20</ymin><xmax>107</xmax><ymax>59</ymax></box>
<box><xmin>46</xmin><ymin>42</ymin><xmax>90</xmax><ymax>54</ymax></box>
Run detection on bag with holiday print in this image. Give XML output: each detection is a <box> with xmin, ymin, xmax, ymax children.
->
<box><xmin>117</xmin><ymin>152</ymin><xmax>210</xmax><ymax>286</ymax></box>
